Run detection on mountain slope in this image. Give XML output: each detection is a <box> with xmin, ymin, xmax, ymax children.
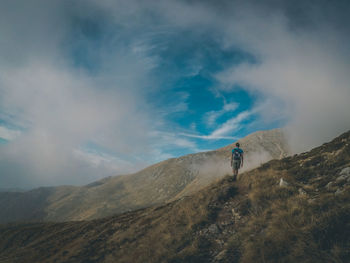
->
<box><xmin>0</xmin><ymin>129</ymin><xmax>289</xmax><ymax>223</ymax></box>
<box><xmin>0</xmin><ymin>130</ymin><xmax>349</xmax><ymax>263</ymax></box>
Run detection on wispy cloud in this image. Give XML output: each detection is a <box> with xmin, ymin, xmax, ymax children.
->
<box><xmin>179</xmin><ymin>133</ymin><xmax>238</xmax><ymax>140</ymax></box>
<box><xmin>147</xmin><ymin>130</ymin><xmax>203</xmax><ymax>162</ymax></box>
<box><xmin>211</xmin><ymin>110</ymin><xmax>252</xmax><ymax>137</ymax></box>
<box><xmin>204</xmin><ymin>102</ymin><xmax>238</xmax><ymax>127</ymax></box>
<box><xmin>213</xmin><ymin>1</ymin><xmax>350</xmax><ymax>152</ymax></box>
<box><xmin>159</xmin><ymin>92</ymin><xmax>190</xmax><ymax>116</ymax></box>
<box><xmin>0</xmin><ymin>126</ymin><xmax>21</xmax><ymax>141</ymax></box>
<box><xmin>0</xmin><ymin>0</ymin><xmax>160</xmax><ymax>187</ymax></box>
<box><xmin>0</xmin><ymin>0</ymin><xmax>349</xmax><ymax>188</ymax></box>
<box><xmin>182</xmin><ymin>110</ymin><xmax>252</xmax><ymax>140</ymax></box>
<box><xmin>150</xmin><ymin>130</ymin><xmax>197</xmax><ymax>149</ymax></box>
<box><xmin>73</xmin><ymin>148</ymin><xmax>142</xmax><ymax>176</ymax></box>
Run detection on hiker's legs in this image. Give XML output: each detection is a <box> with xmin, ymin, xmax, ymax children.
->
<box><xmin>232</xmin><ymin>160</ymin><xmax>240</xmax><ymax>181</ymax></box>
<box><xmin>233</xmin><ymin>168</ymin><xmax>238</xmax><ymax>180</ymax></box>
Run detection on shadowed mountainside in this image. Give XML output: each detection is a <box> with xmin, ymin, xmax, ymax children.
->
<box><xmin>0</xmin><ymin>129</ymin><xmax>289</xmax><ymax>223</ymax></box>
<box><xmin>0</xmin><ymin>130</ymin><xmax>349</xmax><ymax>263</ymax></box>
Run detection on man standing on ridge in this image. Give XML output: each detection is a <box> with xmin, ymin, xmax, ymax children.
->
<box><xmin>231</xmin><ymin>142</ymin><xmax>244</xmax><ymax>181</ymax></box>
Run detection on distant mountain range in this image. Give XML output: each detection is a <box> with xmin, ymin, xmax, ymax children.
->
<box><xmin>0</xmin><ymin>188</ymin><xmax>28</xmax><ymax>192</ymax></box>
<box><xmin>0</xmin><ymin>130</ymin><xmax>349</xmax><ymax>263</ymax></box>
<box><xmin>0</xmin><ymin>129</ymin><xmax>289</xmax><ymax>223</ymax></box>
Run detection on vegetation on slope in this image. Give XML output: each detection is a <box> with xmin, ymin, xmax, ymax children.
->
<box><xmin>0</xmin><ymin>130</ymin><xmax>349</xmax><ymax>263</ymax></box>
<box><xmin>0</xmin><ymin>129</ymin><xmax>288</xmax><ymax>223</ymax></box>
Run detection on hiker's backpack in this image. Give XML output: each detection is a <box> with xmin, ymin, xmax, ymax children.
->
<box><xmin>233</xmin><ymin>148</ymin><xmax>242</xmax><ymax>160</ymax></box>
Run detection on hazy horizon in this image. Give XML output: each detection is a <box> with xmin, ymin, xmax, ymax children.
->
<box><xmin>1</xmin><ymin>0</ymin><xmax>350</xmax><ymax>188</ymax></box>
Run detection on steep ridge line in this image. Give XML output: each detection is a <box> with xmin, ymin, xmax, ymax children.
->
<box><xmin>0</xmin><ymin>130</ymin><xmax>349</xmax><ymax>262</ymax></box>
<box><xmin>0</xmin><ymin>128</ymin><xmax>289</xmax><ymax>223</ymax></box>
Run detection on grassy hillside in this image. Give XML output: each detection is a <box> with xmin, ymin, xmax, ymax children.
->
<box><xmin>0</xmin><ymin>129</ymin><xmax>289</xmax><ymax>223</ymax></box>
<box><xmin>0</xmin><ymin>130</ymin><xmax>349</xmax><ymax>262</ymax></box>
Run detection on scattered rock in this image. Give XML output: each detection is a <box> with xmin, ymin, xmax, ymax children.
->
<box><xmin>215</xmin><ymin>239</ymin><xmax>225</xmax><ymax>246</ymax></box>
<box><xmin>340</xmin><ymin>167</ymin><xmax>350</xmax><ymax>174</ymax></box>
<box><xmin>279</xmin><ymin>178</ymin><xmax>289</xmax><ymax>187</ymax></box>
<box><xmin>308</xmin><ymin>198</ymin><xmax>316</xmax><ymax>204</ymax></box>
<box><xmin>325</xmin><ymin>182</ymin><xmax>334</xmax><ymax>189</ymax></box>
<box><xmin>335</xmin><ymin>188</ymin><xmax>344</xmax><ymax>196</ymax></box>
<box><xmin>214</xmin><ymin>250</ymin><xmax>227</xmax><ymax>261</ymax></box>
<box><xmin>231</xmin><ymin>208</ymin><xmax>241</xmax><ymax>220</ymax></box>
<box><xmin>208</xmin><ymin>224</ymin><xmax>220</xmax><ymax>235</ymax></box>
<box><xmin>298</xmin><ymin>188</ymin><xmax>307</xmax><ymax>195</ymax></box>
<box><xmin>336</xmin><ymin>167</ymin><xmax>350</xmax><ymax>182</ymax></box>
<box><xmin>313</xmin><ymin>176</ymin><xmax>323</xmax><ymax>181</ymax></box>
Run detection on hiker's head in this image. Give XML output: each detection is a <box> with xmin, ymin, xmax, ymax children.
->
<box><xmin>236</xmin><ymin>142</ymin><xmax>240</xmax><ymax>147</ymax></box>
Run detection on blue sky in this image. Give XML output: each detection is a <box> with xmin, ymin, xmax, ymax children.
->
<box><xmin>66</xmin><ymin>14</ymin><xmax>274</xmax><ymax>156</ymax></box>
<box><xmin>0</xmin><ymin>0</ymin><xmax>349</xmax><ymax>188</ymax></box>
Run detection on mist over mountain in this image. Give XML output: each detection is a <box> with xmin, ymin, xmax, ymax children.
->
<box><xmin>0</xmin><ymin>129</ymin><xmax>288</xmax><ymax>223</ymax></box>
<box><xmin>0</xmin><ymin>0</ymin><xmax>349</xmax><ymax>189</ymax></box>
<box><xmin>0</xmin><ymin>188</ymin><xmax>28</xmax><ymax>193</ymax></box>
<box><xmin>0</xmin><ymin>2</ymin><xmax>349</xmax><ymax>261</ymax></box>
<box><xmin>1</xmin><ymin>129</ymin><xmax>349</xmax><ymax>263</ymax></box>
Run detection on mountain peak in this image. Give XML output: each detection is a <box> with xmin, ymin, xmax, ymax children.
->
<box><xmin>1</xmin><ymin>130</ymin><xmax>349</xmax><ymax>262</ymax></box>
<box><xmin>0</xmin><ymin>128</ymin><xmax>289</xmax><ymax>223</ymax></box>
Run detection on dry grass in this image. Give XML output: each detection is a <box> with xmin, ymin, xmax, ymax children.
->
<box><xmin>221</xmin><ymin>131</ymin><xmax>350</xmax><ymax>263</ymax></box>
<box><xmin>0</xmin><ymin>130</ymin><xmax>349</xmax><ymax>263</ymax></box>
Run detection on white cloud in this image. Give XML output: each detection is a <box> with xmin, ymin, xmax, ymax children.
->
<box><xmin>0</xmin><ymin>0</ymin><xmax>349</xmax><ymax>188</ymax></box>
<box><xmin>214</xmin><ymin>5</ymin><xmax>350</xmax><ymax>152</ymax></box>
<box><xmin>179</xmin><ymin>133</ymin><xmax>237</xmax><ymax>140</ymax></box>
<box><xmin>181</xmin><ymin>110</ymin><xmax>252</xmax><ymax>140</ymax></box>
<box><xmin>158</xmin><ymin>92</ymin><xmax>190</xmax><ymax>117</ymax></box>
<box><xmin>150</xmin><ymin>130</ymin><xmax>197</xmax><ymax>150</ymax></box>
<box><xmin>0</xmin><ymin>0</ymin><xmax>161</xmax><ymax>187</ymax></box>
<box><xmin>204</xmin><ymin>102</ymin><xmax>239</xmax><ymax>127</ymax></box>
<box><xmin>73</xmin><ymin>148</ymin><xmax>141</xmax><ymax>176</ymax></box>
<box><xmin>0</xmin><ymin>126</ymin><xmax>21</xmax><ymax>141</ymax></box>
<box><xmin>0</xmin><ymin>58</ymin><xmax>158</xmax><ymax>187</ymax></box>
<box><xmin>149</xmin><ymin>148</ymin><xmax>174</xmax><ymax>163</ymax></box>
<box><xmin>211</xmin><ymin>110</ymin><xmax>252</xmax><ymax>137</ymax></box>
<box><xmin>151</xmin><ymin>0</ymin><xmax>350</xmax><ymax>152</ymax></box>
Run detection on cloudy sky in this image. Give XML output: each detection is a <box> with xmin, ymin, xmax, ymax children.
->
<box><xmin>1</xmin><ymin>0</ymin><xmax>349</xmax><ymax>188</ymax></box>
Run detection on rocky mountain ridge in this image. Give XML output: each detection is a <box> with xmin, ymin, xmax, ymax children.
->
<box><xmin>0</xmin><ymin>130</ymin><xmax>349</xmax><ymax>262</ymax></box>
<box><xmin>0</xmin><ymin>129</ymin><xmax>289</xmax><ymax>223</ymax></box>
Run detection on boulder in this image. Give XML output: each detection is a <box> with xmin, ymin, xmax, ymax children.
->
<box><xmin>335</xmin><ymin>188</ymin><xmax>344</xmax><ymax>196</ymax></box>
<box><xmin>208</xmin><ymin>224</ymin><xmax>220</xmax><ymax>235</ymax></box>
<box><xmin>279</xmin><ymin>178</ymin><xmax>289</xmax><ymax>187</ymax></box>
<box><xmin>298</xmin><ymin>188</ymin><xmax>307</xmax><ymax>195</ymax></box>
<box><xmin>336</xmin><ymin>167</ymin><xmax>350</xmax><ymax>182</ymax></box>
<box><xmin>325</xmin><ymin>181</ymin><xmax>334</xmax><ymax>189</ymax></box>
